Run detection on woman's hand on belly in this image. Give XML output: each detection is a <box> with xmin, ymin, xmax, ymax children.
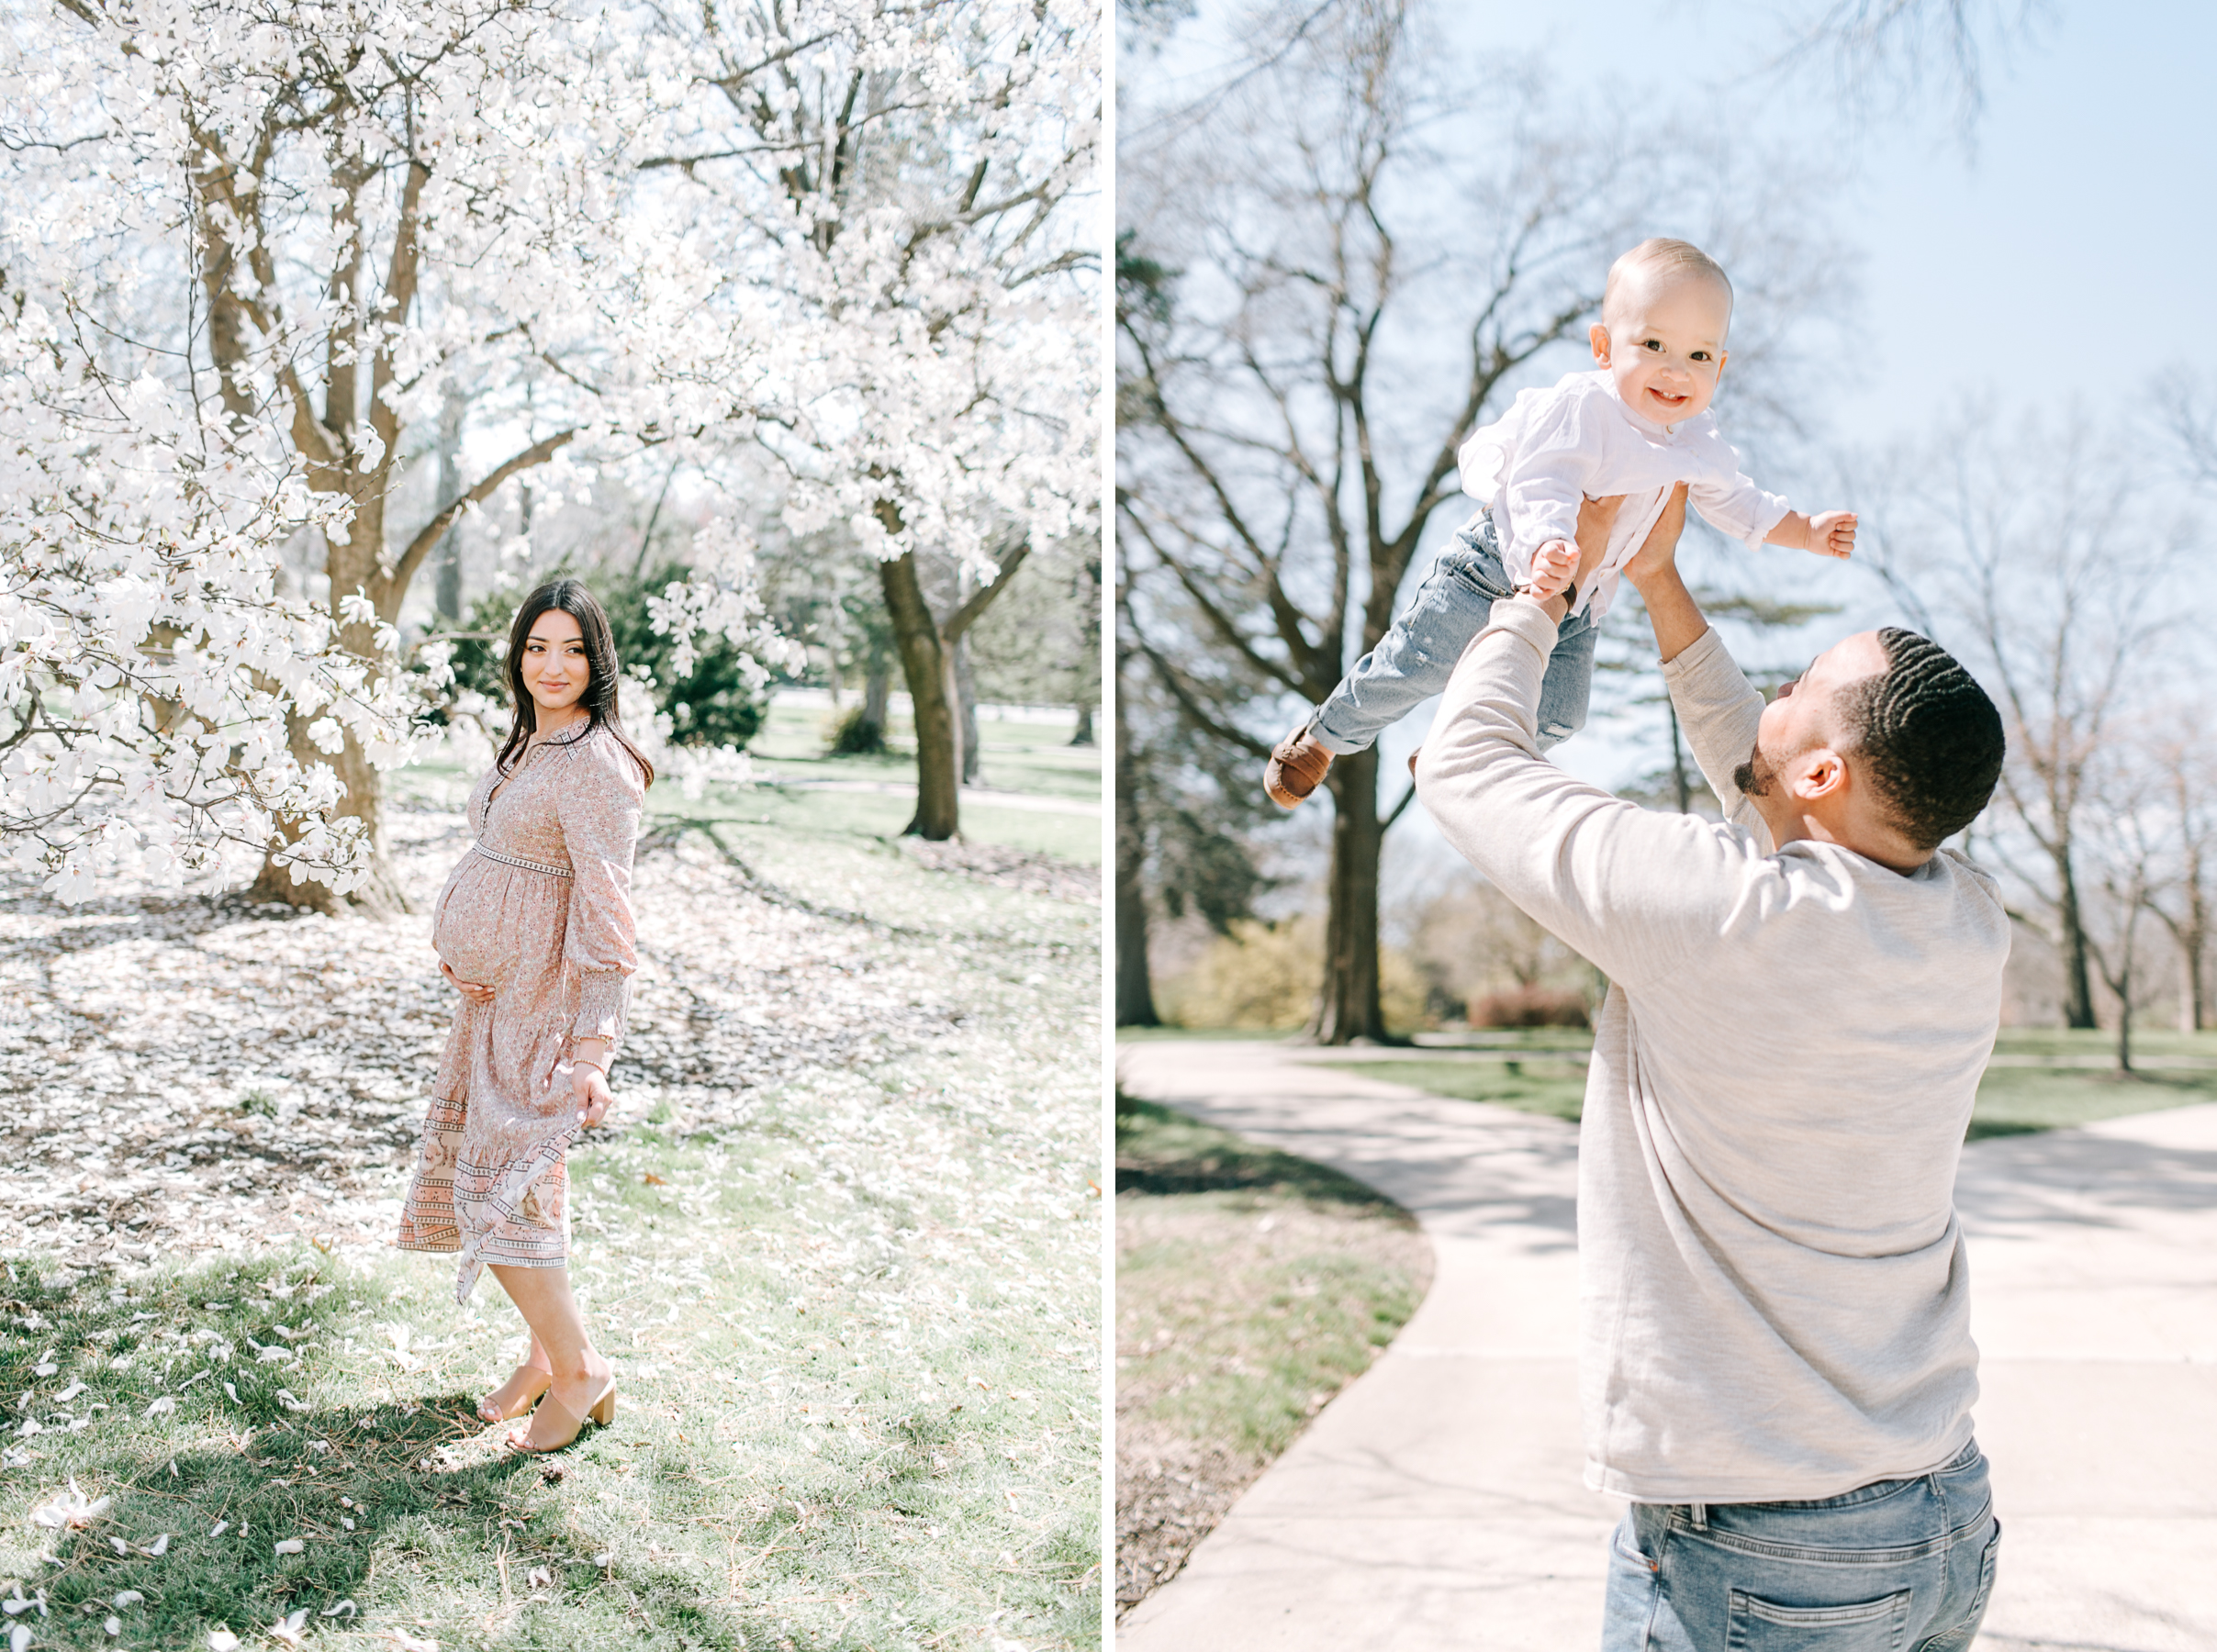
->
<box><xmin>440</xmin><ymin>961</ymin><xmax>496</xmax><ymax>1005</ymax></box>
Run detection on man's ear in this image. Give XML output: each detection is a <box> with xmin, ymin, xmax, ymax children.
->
<box><xmin>1789</xmin><ymin>747</ymin><xmax>1849</xmax><ymax>802</ymax></box>
<box><xmin>1590</xmin><ymin>322</ymin><xmax>1611</xmax><ymax>365</ymax></box>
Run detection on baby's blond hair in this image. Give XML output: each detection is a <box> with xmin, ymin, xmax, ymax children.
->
<box><xmin>1602</xmin><ymin>238</ymin><xmax>1733</xmax><ymax>329</ymax></box>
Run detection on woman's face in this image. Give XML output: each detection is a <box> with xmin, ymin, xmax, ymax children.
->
<box><xmin>520</xmin><ymin>608</ymin><xmax>590</xmax><ymax>716</ymax></box>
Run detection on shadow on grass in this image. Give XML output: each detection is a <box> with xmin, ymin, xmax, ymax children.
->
<box><xmin>0</xmin><ymin>1260</ymin><xmax>862</xmax><ymax>1651</ymax></box>
<box><xmin>1114</xmin><ymin>1094</ymin><xmax>1401</xmax><ymax>1211</ymax></box>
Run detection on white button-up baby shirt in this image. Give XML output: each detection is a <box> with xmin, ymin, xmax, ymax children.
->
<box><xmin>1459</xmin><ymin>369</ymin><xmax>1792</xmax><ymax>620</ymax></box>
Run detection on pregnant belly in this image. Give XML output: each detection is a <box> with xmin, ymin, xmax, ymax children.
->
<box><xmin>432</xmin><ymin>860</ymin><xmax>514</xmax><ymax>990</ymax></box>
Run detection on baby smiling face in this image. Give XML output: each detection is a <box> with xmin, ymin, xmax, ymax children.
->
<box><xmin>1590</xmin><ymin>264</ymin><xmax>1732</xmax><ymax>428</ymax></box>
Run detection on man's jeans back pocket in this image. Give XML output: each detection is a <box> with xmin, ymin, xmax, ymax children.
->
<box><xmin>1726</xmin><ymin>1586</ymin><xmax>1912</xmax><ymax>1650</ymax></box>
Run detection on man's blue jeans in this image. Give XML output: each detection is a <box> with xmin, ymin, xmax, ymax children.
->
<box><xmin>1601</xmin><ymin>1440</ymin><xmax>2001</xmax><ymax>1650</ymax></box>
<box><xmin>1309</xmin><ymin>515</ymin><xmax>1597</xmax><ymax>756</ymax></box>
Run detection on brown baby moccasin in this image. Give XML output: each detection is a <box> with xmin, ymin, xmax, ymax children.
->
<box><xmin>1265</xmin><ymin>724</ymin><xmax>1334</xmax><ymax>809</ymax></box>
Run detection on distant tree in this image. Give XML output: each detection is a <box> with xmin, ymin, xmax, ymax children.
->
<box><xmin>2143</xmin><ymin>728</ymin><xmax>2217</xmax><ymax>1032</ymax></box>
<box><xmin>1854</xmin><ymin>409</ymin><xmax>2192</xmax><ymax>1029</ymax></box>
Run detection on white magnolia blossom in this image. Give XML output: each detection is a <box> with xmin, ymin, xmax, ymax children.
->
<box><xmin>0</xmin><ymin>296</ymin><xmax>397</xmax><ymax>898</ymax></box>
<box><xmin>0</xmin><ymin>0</ymin><xmax>1096</xmax><ymax>903</ymax></box>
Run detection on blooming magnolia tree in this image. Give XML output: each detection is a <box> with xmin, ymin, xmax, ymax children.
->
<box><xmin>0</xmin><ymin>0</ymin><xmax>789</xmax><ymax>911</ymax></box>
<box><xmin>0</xmin><ymin>0</ymin><xmax>1095</xmax><ymax>909</ymax></box>
<box><xmin>644</xmin><ymin>0</ymin><xmax>1102</xmax><ymax>838</ymax></box>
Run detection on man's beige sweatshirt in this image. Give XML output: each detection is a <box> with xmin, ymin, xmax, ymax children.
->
<box><xmin>1414</xmin><ymin>599</ymin><xmax>2010</xmax><ymax>1502</ymax></box>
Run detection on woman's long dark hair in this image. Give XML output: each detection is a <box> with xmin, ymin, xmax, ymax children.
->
<box><xmin>496</xmin><ymin>579</ymin><xmax>655</xmax><ymax>787</ymax></box>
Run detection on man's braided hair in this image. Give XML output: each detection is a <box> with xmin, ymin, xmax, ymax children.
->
<box><xmin>1835</xmin><ymin>628</ymin><xmax>2006</xmax><ymax>854</ymax></box>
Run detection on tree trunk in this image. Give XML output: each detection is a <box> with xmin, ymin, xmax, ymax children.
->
<box><xmin>863</xmin><ymin>653</ymin><xmax>891</xmax><ymax>729</ymax></box>
<box><xmin>955</xmin><ymin>635</ymin><xmax>981</xmax><ymax>787</ymax></box>
<box><xmin>246</xmin><ymin>707</ymin><xmax>411</xmax><ymax>917</ymax></box>
<box><xmin>1114</xmin><ymin>653</ymin><xmax>1159</xmax><ymax>1026</ymax></box>
<box><xmin>251</xmin><ymin>488</ymin><xmax>418</xmax><ymax>914</ymax></box>
<box><xmin>2055</xmin><ymin>850</ymin><xmax>2097</xmax><ymax>1029</ymax></box>
<box><xmin>433</xmin><ymin>385</ymin><xmax>466</xmax><ymax>624</ymax></box>
<box><xmin>2115</xmin><ymin>958</ymin><xmax>2134</xmax><ymax>1074</ymax></box>
<box><xmin>1310</xmin><ymin>747</ymin><xmax>1389</xmax><ymax>1044</ymax></box>
<box><xmin>2186</xmin><ymin>934</ymin><xmax>2207</xmax><ymax>1032</ymax></box>
<box><xmin>1070</xmin><ymin>553</ymin><xmax>1101</xmax><ymax>747</ymax></box>
<box><xmin>880</xmin><ymin>552</ymin><xmax>962</xmax><ymax>840</ymax></box>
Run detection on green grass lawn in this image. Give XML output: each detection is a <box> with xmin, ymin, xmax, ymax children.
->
<box><xmin>749</xmin><ymin>698</ymin><xmax>1103</xmax><ymax>808</ymax></box>
<box><xmin>1278</xmin><ymin>1027</ymin><xmax>2217</xmax><ymax>1141</ymax></box>
<box><xmin>409</xmin><ymin>694</ymin><xmax>1103</xmax><ymax>866</ymax></box>
<box><xmin>1114</xmin><ymin>1095</ymin><xmax>1428</xmax><ymax>1616</ymax></box>
<box><xmin>1</xmin><ymin>767</ymin><xmax>1103</xmax><ymax>1649</ymax></box>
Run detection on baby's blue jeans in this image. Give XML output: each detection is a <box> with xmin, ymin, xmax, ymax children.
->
<box><xmin>1308</xmin><ymin>515</ymin><xmax>1597</xmax><ymax>755</ymax></box>
<box><xmin>1601</xmin><ymin>1438</ymin><xmax>2001</xmax><ymax>1651</ymax></box>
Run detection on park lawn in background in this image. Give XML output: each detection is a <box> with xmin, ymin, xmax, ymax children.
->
<box><xmin>1114</xmin><ymin>1095</ymin><xmax>1429</xmax><ymax>1619</ymax></box>
<box><xmin>1112</xmin><ymin>1027</ymin><xmax>1307</xmax><ymax>1045</ymax></box>
<box><xmin>750</xmin><ymin>696</ymin><xmax>1104</xmax><ymax>805</ymax></box>
<box><xmin>1304</xmin><ymin>1027</ymin><xmax>2217</xmax><ymax>1141</ymax></box>
<box><xmin>1308</xmin><ymin>1054</ymin><xmax>1590</xmax><ymax>1125</ymax></box>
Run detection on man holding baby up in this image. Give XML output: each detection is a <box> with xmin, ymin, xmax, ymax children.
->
<box><xmin>1407</xmin><ymin>241</ymin><xmax>2012</xmax><ymax>1649</ymax></box>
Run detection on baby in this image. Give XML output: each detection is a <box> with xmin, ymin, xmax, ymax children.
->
<box><xmin>1266</xmin><ymin>236</ymin><xmax>1853</xmax><ymax>807</ymax></box>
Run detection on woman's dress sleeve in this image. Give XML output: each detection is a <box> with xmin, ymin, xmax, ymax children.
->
<box><xmin>557</xmin><ymin>731</ymin><xmax>646</xmax><ymax>1059</ymax></box>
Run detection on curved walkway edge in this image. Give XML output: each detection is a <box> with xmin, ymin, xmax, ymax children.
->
<box><xmin>1114</xmin><ymin>1039</ymin><xmax>2217</xmax><ymax>1652</ymax></box>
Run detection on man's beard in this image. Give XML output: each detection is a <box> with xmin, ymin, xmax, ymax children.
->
<box><xmin>1732</xmin><ymin>739</ymin><xmax>1778</xmax><ymax>798</ymax></box>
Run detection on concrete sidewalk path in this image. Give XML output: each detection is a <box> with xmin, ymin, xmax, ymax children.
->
<box><xmin>1114</xmin><ymin>1040</ymin><xmax>2217</xmax><ymax>1652</ymax></box>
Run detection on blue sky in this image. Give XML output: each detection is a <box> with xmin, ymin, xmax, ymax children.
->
<box><xmin>1471</xmin><ymin>0</ymin><xmax>2207</xmax><ymax>439</ymax></box>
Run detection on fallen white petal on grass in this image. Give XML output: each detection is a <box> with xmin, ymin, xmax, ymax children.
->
<box><xmin>110</xmin><ymin>1591</ymin><xmax>142</xmax><ymax>1608</ymax></box>
<box><xmin>319</xmin><ymin>1599</ymin><xmax>357</xmax><ymax>1618</ymax></box>
<box><xmin>268</xmin><ymin>1608</ymin><xmax>308</xmax><ymax>1646</ymax></box>
<box><xmin>207</xmin><ymin>1520</ymin><xmax>229</xmax><ymax>1537</ymax></box>
<box><xmin>384</xmin><ymin>1631</ymin><xmax>439</xmax><ymax>1652</ymax></box>
<box><xmin>105</xmin><ymin>1613</ymin><xmax>120</xmax><ymax>1635</ymax></box>
<box><xmin>273</xmin><ymin>1537</ymin><xmax>305</xmax><ymax>1555</ymax></box>
<box><xmin>52</xmin><ymin>1382</ymin><xmax>84</xmax><ymax>1403</ymax></box>
<box><xmin>274</xmin><ymin>1390</ymin><xmax>309</xmax><ymax>1412</ymax></box>
<box><xmin>222</xmin><ymin>1382</ymin><xmax>240</xmax><ymax>1405</ymax></box>
<box><xmin>142</xmin><ymin>1396</ymin><xmax>174</xmax><ymax>1417</ymax></box>
<box><xmin>207</xmin><ymin>1632</ymin><xmax>241</xmax><ymax>1652</ymax></box>
<box><xmin>11</xmin><ymin>1623</ymin><xmax>29</xmax><ymax>1652</ymax></box>
<box><xmin>140</xmin><ymin>1535</ymin><xmax>169</xmax><ymax>1557</ymax></box>
<box><xmin>527</xmin><ymin>1566</ymin><xmax>551</xmax><ymax>1588</ymax></box>
<box><xmin>29</xmin><ymin>1478</ymin><xmax>110</xmax><ymax>1529</ymax></box>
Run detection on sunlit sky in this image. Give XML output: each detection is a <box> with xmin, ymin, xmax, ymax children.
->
<box><xmin>1120</xmin><ymin>1</ymin><xmax>2211</xmax><ymax>894</ymax></box>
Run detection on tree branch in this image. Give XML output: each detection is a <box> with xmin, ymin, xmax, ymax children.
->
<box><xmin>386</xmin><ymin>429</ymin><xmax>577</xmax><ymax>601</ymax></box>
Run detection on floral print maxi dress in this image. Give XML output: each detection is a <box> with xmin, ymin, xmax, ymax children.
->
<box><xmin>397</xmin><ymin>719</ymin><xmax>645</xmax><ymax>1302</ymax></box>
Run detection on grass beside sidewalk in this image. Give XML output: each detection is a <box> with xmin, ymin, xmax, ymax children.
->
<box><xmin>1114</xmin><ymin>1096</ymin><xmax>1429</xmax><ymax>1620</ymax></box>
<box><xmin>1304</xmin><ymin>1028</ymin><xmax>2217</xmax><ymax>1141</ymax></box>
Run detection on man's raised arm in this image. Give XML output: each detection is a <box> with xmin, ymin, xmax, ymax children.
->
<box><xmin>1412</xmin><ymin>494</ymin><xmax>1749</xmax><ymax>993</ymax></box>
<box><xmin>1623</xmin><ymin>486</ymin><xmax>1768</xmax><ymax>833</ymax></box>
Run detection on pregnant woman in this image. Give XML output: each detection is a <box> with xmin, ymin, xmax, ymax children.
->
<box><xmin>396</xmin><ymin>577</ymin><xmax>653</xmax><ymax>1453</ymax></box>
